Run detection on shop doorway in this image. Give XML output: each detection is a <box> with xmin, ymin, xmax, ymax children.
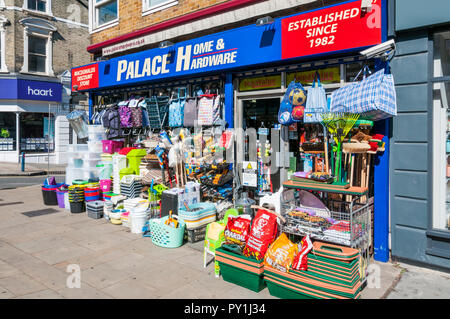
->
<box><xmin>236</xmin><ymin>95</ymin><xmax>289</xmax><ymax>198</ymax></box>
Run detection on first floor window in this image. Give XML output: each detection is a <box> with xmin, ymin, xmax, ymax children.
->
<box><xmin>142</xmin><ymin>0</ymin><xmax>178</xmax><ymax>14</ymax></box>
<box><xmin>27</xmin><ymin>0</ymin><xmax>47</xmax><ymax>12</ymax></box>
<box><xmin>94</xmin><ymin>0</ymin><xmax>118</xmax><ymax>28</ymax></box>
<box><xmin>28</xmin><ymin>35</ymin><xmax>47</xmax><ymax>73</ymax></box>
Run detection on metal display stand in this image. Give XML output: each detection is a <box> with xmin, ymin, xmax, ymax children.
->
<box><xmin>281</xmin><ymin>180</ymin><xmax>373</xmax><ymax>282</ymax></box>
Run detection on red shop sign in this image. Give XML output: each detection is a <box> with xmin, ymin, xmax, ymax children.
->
<box><xmin>71</xmin><ymin>64</ymin><xmax>99</xmax><ymax>91</ymax></box>
<box><xmin>281</xmin><ymin>0</ymin><xmax>382</xmax><ymax>60</ymax></box>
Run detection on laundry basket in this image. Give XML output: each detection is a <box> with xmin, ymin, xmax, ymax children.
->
<box><xmin>149</xmin><ymin>215</ymin><xmax>185</xmax><ymax>248</ymax></box>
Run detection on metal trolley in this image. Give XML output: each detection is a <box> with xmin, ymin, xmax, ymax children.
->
<box><xmin>280</xmin><ymin>180</ymin><xmax>374</xmax><ymax>282</ymax></box>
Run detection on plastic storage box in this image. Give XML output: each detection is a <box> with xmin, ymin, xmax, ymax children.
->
<box><xmin>102</xmin><ymin>140</ymin><xmax>123</xmax><ymax>154</ymax></box>
<box><xmin>215</xmin><ymin>246</ymin><xmax>266</xmax><ymax>292</ymax></box>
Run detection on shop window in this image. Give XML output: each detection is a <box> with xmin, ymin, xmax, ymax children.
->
<box><xmin>239</xmin><ymin>74</ymin><xmax>281</xmax><ymax>92</ymax></box>
<box><xmin>142</xmin><ymin>0</ymin><xmax>178</xmax><ymax>16</ymax></box>
<box><xmin>345</xmin><ymin>61</ymin><xmax>375</xmax><ymax>82</ymax></box>
<box><xmin>434</xmin><ymin>31</ymin><xmax>450</xmax><ymax>78</ymax></box>
<box><xmin>0</xmin><ymin>15</ymin><xmax>6</xmax><ymax>73</ymax></box>
<box><xmin>91</xmin><ymin>0</ymin><xmax>118</xmax><ymax>30</ymax></box>
<box><xmin>287</xmin><ymin>67</ymin><xmax>340</xmax><ymax>86</ymax></box>
<box><xmin>20</xmin><ymin>113</ymin><xmax>54</xmax><ymax>153</ymax></box>
<box><xmin>0</xmin><ymin>113</ymin><xmax>16</xmax><ymax>151</ymax></box>
<box><xmin>432</xmin><ymin>30</ymin><xmax>450</xmax><ymax>231</ymax></box>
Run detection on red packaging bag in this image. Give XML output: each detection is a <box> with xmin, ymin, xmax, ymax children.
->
<box><xmin>291</xmin><ymin>234</ymin><xmax>313</xmax><ymax>271</ymax></box>
<box><xmin>243</xmin><ymin>209</ymin><xmax>278</xmax><ymax>260</ymax></box>
<box><xmin>224</xmin><ymin>215</ymin><xmax>252</xmax><ymax>248</ymax></box>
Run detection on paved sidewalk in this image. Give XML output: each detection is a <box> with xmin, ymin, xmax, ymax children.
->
<box><xmin>0</xmin><ymin>184</ymin><xmax>446</xmax><ymax>299</ymax></box>
<box><xmin>0</xmin><ymin>162</ymin><xmax>66</xmax><ymax>176</ymax></box>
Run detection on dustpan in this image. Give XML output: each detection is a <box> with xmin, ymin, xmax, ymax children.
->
<box><xmin>297</xmin><ymin>190</ymin><xmax>330</xmax><ymax>218</ymax></box>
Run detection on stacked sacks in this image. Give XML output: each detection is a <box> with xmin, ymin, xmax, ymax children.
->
<box><xmin>263</xmin><ymin>241</ymin><xmax>362</xmax><ymax>299</ymax></box>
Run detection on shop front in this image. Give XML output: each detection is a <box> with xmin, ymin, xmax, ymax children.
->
<box><xmin>0</xmin><ymin>78</ymin><xmax>69</xmax><ymax>163</ymax></box>
<box><xmin>67</xmin><ymin>0</ymin><xmax>398</xmax><ymax>298</ymax></box>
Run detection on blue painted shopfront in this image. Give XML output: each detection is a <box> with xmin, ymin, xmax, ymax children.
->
<box><xmin>73</xmin><ymin>0</ymin><xmax>391</xmax><ymax>262</ymax></box>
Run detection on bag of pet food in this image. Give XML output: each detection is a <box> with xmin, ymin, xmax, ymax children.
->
<box><xmin>264</xmin><ymin>233</ymin><xmax>298</xmax><ymax>273</ymax></box>
<box><xmin>224</xmin><ymin>214</ymin><xmax>252</xmax><ymax>248</ymax></box>
<box><xmin>243</xmin><ymin>209</ymin><xmax>278</xmax><ymax>260</ymax></box>
<box><xmin>291</xmin><ymin>234</ymin><xmax>313</xmax><ymax>271</ymax></box>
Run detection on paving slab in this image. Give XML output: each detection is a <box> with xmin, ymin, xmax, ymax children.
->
<box><xmin>0</xmin><ymin>285</ymin><xmax>15</xmax><ymax>299</ymax></box>
<box><xmin>0</xmin><ymin>273</ymin><xmax>47</xmax><ymax>297</ymax></box>
<box><xmin>32</xmin><ymin>243</ymin><xmax>94</xmax><ymax>266</ymax></box>
<box><xmin>14</xmin><ymin>289</ymin><xmax>64</xmax><ymax>299</ymax></box>
<box><xmin>387</xmin><ymin>262</ymin><xmax>450</xmax><ymax>299</ymax></box>
<box><xmin>57</xmin><ymin>282</ymin><xmax>114</xmax><ymax>299</ymax></box>
<box><xmin>0</xmin><ymin>260</ymin><xmax>21</xmax><ymax>279</ymax></box>
<box><xmin>101</xmin><ymin>278</ymin><xmax>160</xmax><ymax>299</ymax></box>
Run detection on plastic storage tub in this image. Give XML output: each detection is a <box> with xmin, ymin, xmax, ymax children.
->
<box><xmin>102</xmin><ymin>140</ymin><xmax>123</xmax><ymax>154</ymax></box>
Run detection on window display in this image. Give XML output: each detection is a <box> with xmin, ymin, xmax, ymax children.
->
<box><xmin>0</xmin><ymin>112</ymin><xmax>16</xmax><ymax>151</ymax></box>
<box><xmin>20</xmin><ymin>113</ymin><xmax>54</xmax><ymax>152</ymax></box>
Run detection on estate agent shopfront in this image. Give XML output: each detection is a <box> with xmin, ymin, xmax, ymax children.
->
<box><xmin>0</xmin><ymin>77</ymin><xmax>71</xmax><ymax>164</ymax></box>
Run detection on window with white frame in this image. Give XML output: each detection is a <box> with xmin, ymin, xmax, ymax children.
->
<box><xmin>91</xmin><ymin>0</ymin><xmax>118</xmax><ymax>30</ymax></box>
<box><xmin>0</xmin><ymin>16</ymin><xmax>8</xmax><ymax>73</ymax></box>
<box><xmin>20</xmin><ymin>17</ymin><xmax>56</xmax><ymax>76</ymax></box>
<box><xmin>142</xmin><ymin>0</ymin><xmax>178</xmax><ymax>16</ymax></box>
<box><xmin>23</xmin><ymin>0</ymin><xmax>52</xmax><ymax>15</ymax></box>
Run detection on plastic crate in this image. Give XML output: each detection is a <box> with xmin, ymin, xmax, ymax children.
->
<box><xmin>87</xmin><ymin>210</ymin><xmax>103</xmax><ymax>219</ymax></box>
<box><xmin>215</xmin><ymin>246</ymin><xmax>265</xmax><ymax>292</ymax></box>
<box><xmin>184</xmin><ymin>224</ymin><xmax>207</xmax><ymax>243</ymax></box>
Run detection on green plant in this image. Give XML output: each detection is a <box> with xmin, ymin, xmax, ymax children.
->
<box><xmin>0</xmin><ymin>128</ymin><xmax>10</xmax><ymax>138</ymax></box>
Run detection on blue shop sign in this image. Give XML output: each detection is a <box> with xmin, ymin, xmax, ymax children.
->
<box><xmin>0</xmin><ymin>79</ymin><xmax>62</xmax><ymax>102</ymax></box>
<box><xmin>73</xmin><ymin>0</ymin><xmax>386</xmax><ymax>91</ymax></box>
<box><xmin>74</xmin><ymin>21</ymin><xmax>281</xmax><ymax>90</ymax></box>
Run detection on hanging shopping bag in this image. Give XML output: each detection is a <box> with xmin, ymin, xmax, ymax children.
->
<box><xmin>183</xmin><ymin>97</ymin><xmax>198</xmax><ymax>127</ymax></box>
<box><xmin>197</xmin><ymin>94</ymin><xmax>216</xmax><ymax>126</ymax></box>
<box><xmin>278</xmin><ymin>81</ymin><xmax>306</xmax><ymax>125</ymax></box>
<box><xmin>118</xmin><ymin>103</ymin><xmax>133</xmax><ymax>128</ymax></box>
<box><xmin>330</xmin><ymin>66</ymin><xmax>397</xmax><ymax>121</ymax></box>
<box><xmin>304</xmin><ymin>71</ymin><xmax>328</xmax><ymax>123</ymax></box>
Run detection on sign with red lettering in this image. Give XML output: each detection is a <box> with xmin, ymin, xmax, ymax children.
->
<box><xmin>71</xmin><ymin>64</ymin><xmax>99</xmax><ymax>91</ymax></box>
<box><xmin>281</xmin><ymin>0</ymin><xmax>382</xmax><ymax>60</ymax></box>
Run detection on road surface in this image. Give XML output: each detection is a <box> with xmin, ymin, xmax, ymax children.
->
<box><xmin>0</xmin><ymin>175</ymin><xmax>65</xmax><ymax>190</ymax></box>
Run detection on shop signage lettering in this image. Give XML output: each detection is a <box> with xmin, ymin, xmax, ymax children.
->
<box><xmin>282</xmin><ymin>0</ymin><xmax>382</xmax><ymax>59</ymax></box>
<box><xmin>286</xmin><ymin>67</ymin><xmax>340</xmax><ymax>85</ymax></box>
<box><xmin>17</xmin><ymin>80</ymin><xmax>62</xmax><ymax>102</ymax></box>
<box><xmin>115</xmin><ymin>38</ymin><xmax>238</xmax><ymax>82</ymax></box>
<box><xmin>239</xmin><ymin>75</ymin><xmax>281</xmax><ymax>92</ymax></box>
<box><xmin>71</xmin><ymin>64</ymin><xmax>99</xmax><ymax>91</ymax></box>
<box><xmin>28</xmin><ymin>86</ymin><xmax>53</xmax><ymax>97</ymax></box>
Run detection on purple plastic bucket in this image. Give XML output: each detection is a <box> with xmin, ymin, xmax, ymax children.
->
<box><xmin>56</xmin><ymin>191</ymin><xmax>66</xmax><ymax>208</ymax></box>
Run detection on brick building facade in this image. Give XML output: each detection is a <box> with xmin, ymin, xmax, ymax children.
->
<box><xmin>0</xmin><ymin>0</ymin><xmax>90</xmax><ymax>164</ymax></box>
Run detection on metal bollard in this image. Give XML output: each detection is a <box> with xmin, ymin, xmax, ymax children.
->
<box><xmin>21</xmin><ymin>152</ymin><xmax>25</xmax><ymax>172</ymax></box>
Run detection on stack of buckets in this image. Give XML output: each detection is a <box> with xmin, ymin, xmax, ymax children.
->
<box><xmin>68</xmin><ymin>185</ymin><xmax>86</xmax><ymax>213</ymax></box>
<box><xmin>41</xmin><ymin>182</ymin><xmax>64</xmax><ymax>206</ymax></box>
<box><xmin>84</xmin><ymin>183</ymin><xmax>101</xmax><ymax>202</ymax></box>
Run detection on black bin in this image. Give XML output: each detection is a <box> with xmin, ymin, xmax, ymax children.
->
<box><xmin>70</xmin><ymin>202</ymin><xmax>86</xmax><ymax>214</ymax></box>
<box><xmin>42</xmin><ymin>186</ymin><xmax>59</xmax><ymax>206</ymax></box>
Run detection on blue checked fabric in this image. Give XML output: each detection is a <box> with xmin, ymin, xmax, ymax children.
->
<box><xmin>330</xmin><ymin>68</ymin><xmax>397</xmax><ymax>121</ymax></box>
